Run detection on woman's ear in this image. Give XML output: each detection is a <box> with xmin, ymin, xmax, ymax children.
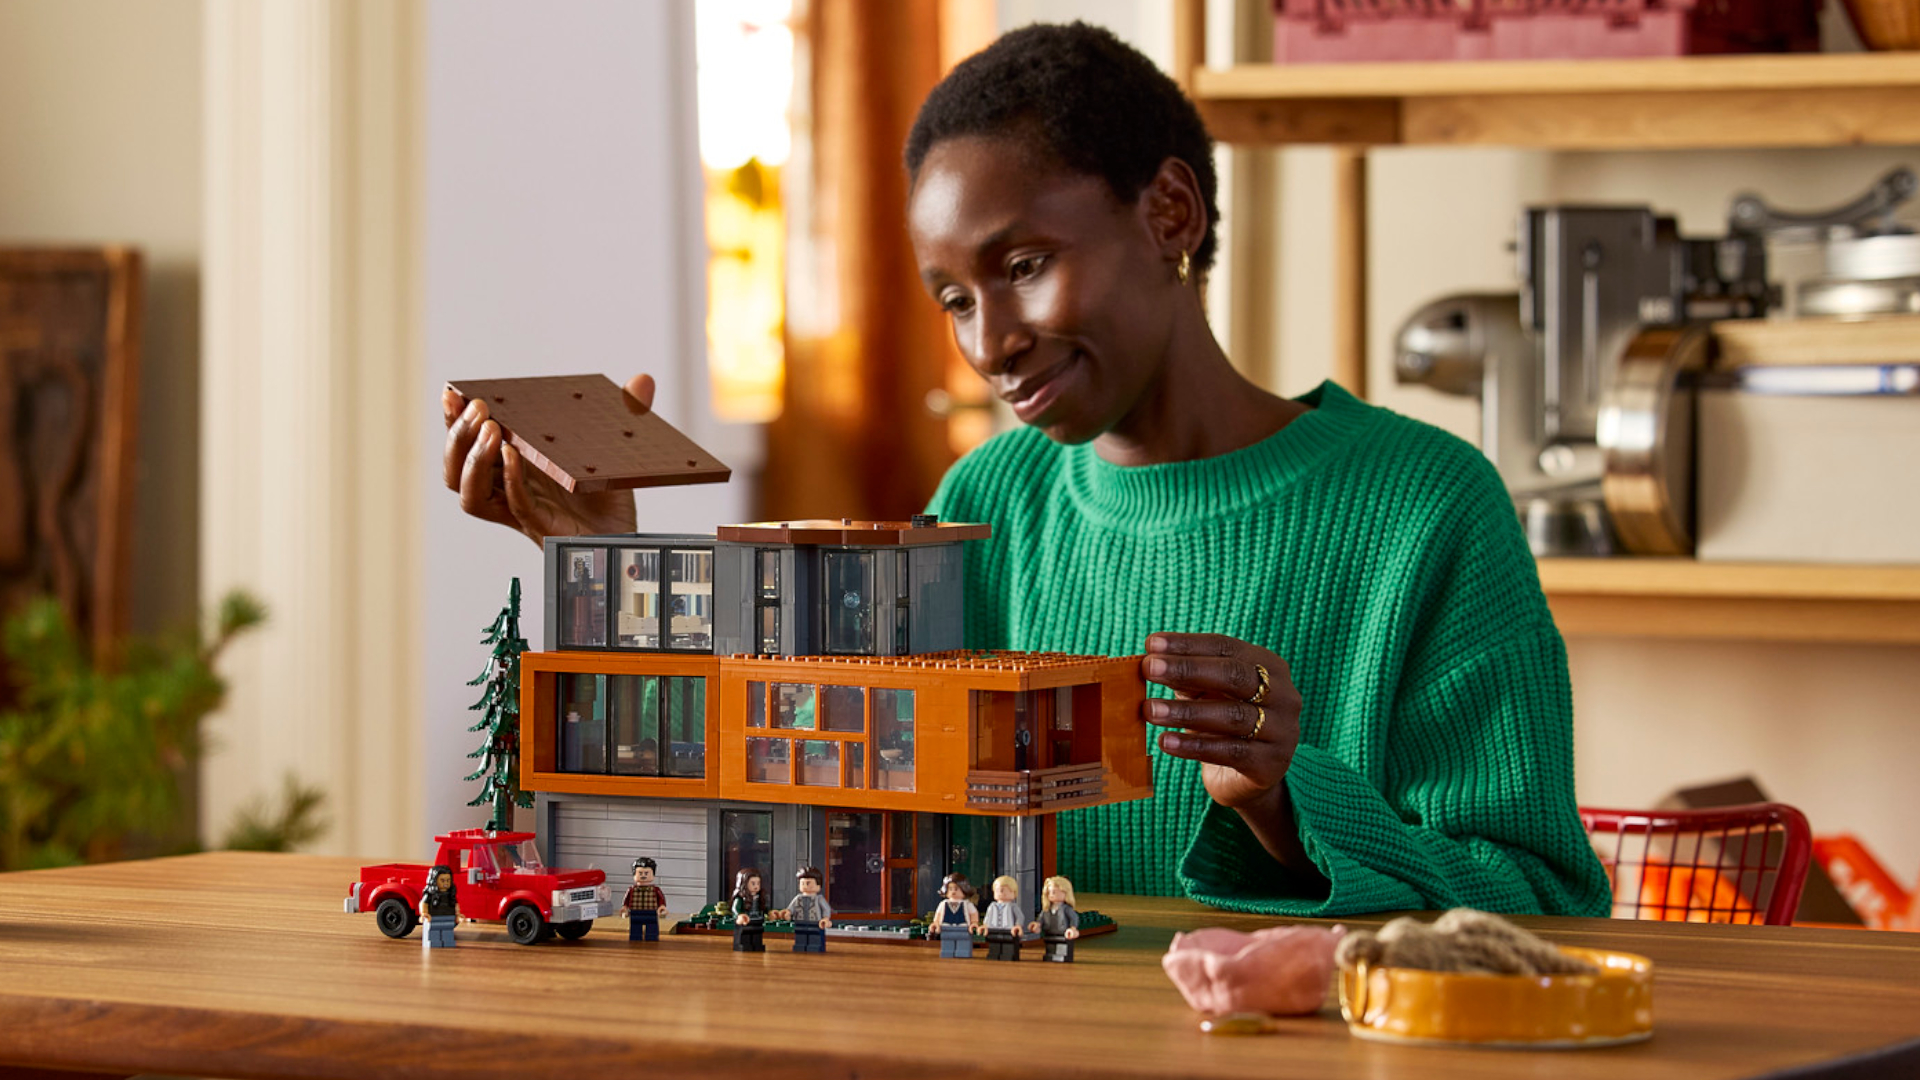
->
<box><xmin>1141</xmin><ymin>156</ymin><xmax>1207</xmax><ymax>262</ymax></box>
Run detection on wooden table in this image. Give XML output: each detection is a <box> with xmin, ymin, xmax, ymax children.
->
<box><xmin>2</xmin><ymin>853</ymin><xmax>1917</xmax><ymax>1080</ymax></box>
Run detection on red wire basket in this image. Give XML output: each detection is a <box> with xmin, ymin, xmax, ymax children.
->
<box><xmin>1272</xmin><ymin>1</ymin><xmax>1824</xmax><ymax>62</ymax></box>
<box><xmin>1580</xmin><ymin>803</ymin><xmax>1814</xmax><ymax>926</ymax></box>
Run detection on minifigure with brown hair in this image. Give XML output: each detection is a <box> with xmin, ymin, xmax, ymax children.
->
<box><xmin>622</xmin><ymin>856</ymin><xmax>668</xmax><ymax>942</ymax></box>
<box><xmin>730</xmin><ymin>867</ymin><xmax>770</xmax><ymax>952</ymax></box>
<box><xmin>785</xmin><ymin>866</ymin><xmax>834</xmax><ymax>953</ymax></box>
<box><xmin>932</xmin><ymin>872</ymin><xmax>980</xmax><ymax>958</ymax></box>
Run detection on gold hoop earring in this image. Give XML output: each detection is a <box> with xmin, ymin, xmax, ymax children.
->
<box><xmin>1176</xmin><ymin>250</ymin><xmax>1191</xmax><ymax>286</ymax></box>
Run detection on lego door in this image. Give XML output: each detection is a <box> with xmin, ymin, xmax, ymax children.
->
<box><xmin>719</xmin><ymin>809</ymin><xmax>774</xmax><ymax>903</ymax></box>
<box><xmin>821</xmin><ymin>550</ymin><xmax>875</xmax><ymax>654</ymax></box>
<box><xmin>947</xmin><ymin>815</ymin><xmax>995</xmax><ymax>898</ymax></box>
<box><xmin>826</xmin><ymin>810</ymin><xmax>917</xmax><ymax>916</ymax></box>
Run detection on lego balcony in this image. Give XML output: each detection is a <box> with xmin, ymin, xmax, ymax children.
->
<box><xmin>965</xmin><ymin>763</ymin><xmax>1106</xmax><ymax>812</ymax></box>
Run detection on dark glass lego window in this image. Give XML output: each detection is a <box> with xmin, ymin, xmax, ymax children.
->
<box><xmin>873</xmin><ymin>688</ymin><xmax>915</xmax><ymax>792</ymax></box>
<box><xmin>667</xmin><ymin>548</ymin><xmax>714</xmax><ymax>650</ymax></box>
<box><xmin>616</xmin><ymin>549</ymin><xmax>662</xmax><ymax>648</ymax></box>
<box><xmin>757</xmin><ymin>604</ymin><xmax>779</xmax><ymax>654</ymax></box>
<box><xmin>559</xmin><ymin>547</ymin><xmax>608</xmax><ymax>647</ymax></box>
<box><xmin>893</xmin><ymin>549</ymin><xmax>909</xmax><ymax>653</ymax></box>
<box><xmin>664</xmin><ymin>675</ymin><xmax>706</xmax><ymax>778</ymax></box>
<box><xmin>771</xmin><ymin>683</ymin><xmax>816</xmax><ymax>730</ymax></box>
<box><xmin>797</xmin><ymin>740</ymin><xmax>840</xmax><ymax>786</ymax></box>
<box><xmin>844</xmin><ymin>742</ymin><xmax>865</xmax><ymax>789</ymax></box>
<box><xmin>608</xmin><ymin>674</ymin><xmax>659</xmax><ymax>776</ymax></box>
<box><xmin>559</xmin><ymin>673</ymin><xmax>607</xmax><ymax>773</ymax></box>
<box><xmin>755</xmin><ymin>549</ymin><xmax>780</xmax><ymax>653</ymax></box>
<box><xmin>720</xmin><ymin>809</ymin><xmax>773</xmax><ymax>903</ymax></box>
<box><xmin>746</xmin><ymin>681</ymin><xmax>767</xmax><ymax>728</ymax></box>
<box><xmin>826</xmin><ymin>812</ymin><xmax>883</xmax><ymax>913</ymax></box>
<box><xmin>819</xmin><ymin>685</ymin><xmax>865</xmax><ymax>733</ymax></box>
<box><xmin>822</xmin><ymin>550</ymin><xmax>874</xmax><ymax>654</ymax></box>
<box><xmin>746</xmin><ymin>737</ymin><xmax>790</xmax><ymax>784</ymax></box>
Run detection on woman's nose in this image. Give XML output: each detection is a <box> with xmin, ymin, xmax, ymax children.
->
<box><xmin>970</xmin><ymin>298</ymin><xmax>1034</xmax><ymax>377</ymax></box>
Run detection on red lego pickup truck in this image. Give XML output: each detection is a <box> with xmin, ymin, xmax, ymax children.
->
<box><xmin>343</xmin><ymin>828</ymin><xmax>611</xmax><ymax>945</ymax></box>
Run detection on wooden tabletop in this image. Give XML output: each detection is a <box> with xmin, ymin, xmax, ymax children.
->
<box><xmin>2</xmin><ymin>853</ymin><xmax>1917</xmax><ymax>1080</ymax></box>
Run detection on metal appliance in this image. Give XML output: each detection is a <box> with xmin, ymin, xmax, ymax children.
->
<box><xmin>1395</xmin><ymin>203</ymin><xmax>1769</xmax><ymax>555</ymax></box>
<box><xmin>1395</xmin><ymin>168</ymin><xmax>1917</xmax><ymax>557</ymax></box>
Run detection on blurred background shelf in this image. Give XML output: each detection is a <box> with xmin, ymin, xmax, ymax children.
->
<box><xmin>1189</xmin><ymin>53</ymin><xmax>1920</xmax><ymax>149</ymax></box>
<box><xmin>1539</xmin><ymin>559</ymin><xmax>1920</xmax><ymax>644</ymax></box>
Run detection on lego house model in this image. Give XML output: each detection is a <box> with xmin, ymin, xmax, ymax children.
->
<box><xmin>519</xmin><ymin>517</ymin><xmax>1152</xmax><ymax>923</ymax></box>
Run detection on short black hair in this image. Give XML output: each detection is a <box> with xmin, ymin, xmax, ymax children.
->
<box><xmin>631</xmin><ymin>856</ymin><xmax>657</xmax><ymax>872</ymax></box>
<box><xmin>904</xmin><ymin>21</ymin><xmax>1219</xmax><ymax>272</ymax></box>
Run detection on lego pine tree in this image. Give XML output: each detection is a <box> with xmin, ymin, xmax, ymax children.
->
<box><xmin>466</xmin><ymin>579</ymin><xmax>533</xmax><ymax>831</ymax></box>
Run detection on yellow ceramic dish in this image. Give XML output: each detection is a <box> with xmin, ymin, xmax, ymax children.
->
<box><xmin>1338</xmin><ymin>946</ymin><xmax>1654</xmax><ymax>1049</ymax></box>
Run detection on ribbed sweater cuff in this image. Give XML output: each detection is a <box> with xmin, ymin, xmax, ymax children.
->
<box><xmin>1178</xmin><ymin>745</ymin><xmax>1420</xmax><ymax>918</ymax></box>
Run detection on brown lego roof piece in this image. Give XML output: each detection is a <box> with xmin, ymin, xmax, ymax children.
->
<box><xmin>716</xmin><ymin>519</ymin><xmax>992</xmax><ymax>546</ymax></box>
<box><xmin>448</xmin><ymin>374</ymin><xmax>730</xmax><ymax>494</ymax></box>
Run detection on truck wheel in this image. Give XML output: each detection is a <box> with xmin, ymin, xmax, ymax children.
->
<box><xmin>505</xmin><ymin>904</ymin><xmax>546</xmax><ymax>945</ymax></box>
<box><xmin>555</xmin><ymin>920</ymin><xmax>592</xmax><ymax>940</ymax></box>
<box><xmin>375</xmin><ymin>897</ymin><xmax>418</xmax><ymax>939</ymax></box>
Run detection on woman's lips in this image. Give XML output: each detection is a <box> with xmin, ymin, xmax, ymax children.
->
<box><xmin>1004</xmin><ymin>351</ymin><xmax>1081</xmax><ymax>424</ymax></box>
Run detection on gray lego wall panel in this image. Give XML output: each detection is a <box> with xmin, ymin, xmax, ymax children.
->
<box><xmin>713</xmin><ymin>542</ymin><xmax>753</xmax><ymax>656</ymax></box>
<box><xmin>909</xmin><ymin>543</ymin><xmax>965</xmax><ymax>654</ymax></box>
<box><xmin>545</xmin><ymin>795</ymin><xmax>710</xmax><ymax>918</ymax></box>
<box><xmin>788</xmin><ymin>546</ymin><xmax>817</xmax><ymax>655</ymax></box>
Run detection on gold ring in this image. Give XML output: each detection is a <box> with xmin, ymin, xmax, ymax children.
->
<box><xmin>1245</xmin><ymin>663</ymin><xmax>1270</xmax><ymax>707</ymax></box>
<box><xmin>1246</xmin><ymin>709</ymin><xmax>1266</xmax><ymax>740</ymax></box>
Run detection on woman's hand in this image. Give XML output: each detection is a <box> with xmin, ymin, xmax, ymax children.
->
<box><xmin>441</xmin><ymin>373</ymin><xmax>654</xmax><ymax>547</ymax></box>
<box><xmin>1141</xmin><ymin>632</ymin><xmax>1301</xmax><ymax>809</ymax></box>
<box><xmin>1142</xmin><ymin>633</ymin><xmax>1322</xmax><ymax>884</ymax></box>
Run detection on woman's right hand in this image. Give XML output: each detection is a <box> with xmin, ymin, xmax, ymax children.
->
<box><xmin>442</xmin><ymin>373</ymin><xmax>653</xmax><ymax>547</ymax></box>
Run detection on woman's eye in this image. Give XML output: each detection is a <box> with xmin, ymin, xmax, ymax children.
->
<box><xmin>940</xmin><ymin>292</ymin><xmax>975</xmax><ymax>316</ymax></box>
<box><xmin>1009</xmin><ymin>255</ymin><xmax>1047</xmax><ymax>282</ymax></box>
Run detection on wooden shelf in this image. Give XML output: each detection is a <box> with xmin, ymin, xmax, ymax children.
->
<box><xmin>1539</xmin><ymin>559</ymin><xmax>1920</xmax><ymax>644</ymax></box>
<box><xmin>1192</xmin><ymin>53</ymin><xmax>1920</xmax><ymax>149</ymax></box>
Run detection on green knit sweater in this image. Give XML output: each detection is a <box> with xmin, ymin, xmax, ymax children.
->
<box><xmin>925</xmin><ymin>381</ymin><xmax>1611</xmax><ymax>919</ymax></box>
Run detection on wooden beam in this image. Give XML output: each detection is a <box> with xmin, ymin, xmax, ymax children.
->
<box><xmin>1331</xmin><ymin>148</ymin><xmax>1369</xmax><ymax>399</ymax></box>
<box><xmin>1404</xmin><ymin>87</ymin><xmax>1920</xmax><ymax>149</ymax></box>
<box><xmin>1196</xmin><ymin>98</ymin><xmax>1401</xmax><ymax>146</ymax></box>
<box><xmin>1172</xmin><ymin>0</ymin><xmax>1205</xmax><ymax>94</ymax></box>
<box><xmin>1548</xmin><ymin>595</ymin><xmax>1920</xmax><ymax>645</ymax></box>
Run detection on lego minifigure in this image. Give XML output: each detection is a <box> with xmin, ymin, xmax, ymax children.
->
<box><xmin>784</xmin><ymin>866</ymin><xmax>834</xmax><ymax>953</ymax></box>
<box><xmin>982</xmin><ymin>875</ymin><xmax>1026</xmax><ymax>961</ymax></box>
<box><xmin>419</xmin><ymin>864</ymin><xmax>459</xmax><ymax>949</ymax></box>
<box><xmin>731</xmin><ymin>867</ymin><xmax>770</xmax><ymax>952</ymax></box>
<box><xmin>931</xmin><ymin>872</ymin><xmax>980</xmax><ymax>958</ymax></box>
<box><xmin>622</xmin><ymin>856</ymin><xmax>668</xmax><ymax>942</ymax></box>
<box><xmin>1028</xmin><ymin>875</ymin><xmax>1081</xmax><ymax>963</ymax></box>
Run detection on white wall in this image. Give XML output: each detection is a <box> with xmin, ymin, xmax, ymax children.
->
<box><xmin>421</xmin><ymin>0</ymin><xmax>752</xmax><ymax>845</ymax></box>
<box><xmin>0</xmin><ymin>0</ymin><xmax>201</xmax><ymax>636</ymax></box>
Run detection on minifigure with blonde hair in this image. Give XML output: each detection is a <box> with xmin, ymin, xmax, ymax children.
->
<box><xmin>983</xmin><ymin>875</ymin><xmax>1026</xmax><ymax>961</ymax></box>
<box><xmin>1028</xmin><ymin>875</ymin><xmax>1081</xmax><ymax>963</ymax></box>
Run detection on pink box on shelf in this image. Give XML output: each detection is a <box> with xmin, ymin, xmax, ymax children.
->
<box><xmin>1271</xmin><ymin>1</ymin><xmax>1823</xmax><ymax>64</ymax></box>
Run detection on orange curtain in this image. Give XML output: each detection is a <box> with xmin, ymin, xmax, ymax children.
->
<box><xmin>762</xmin><ymin>0</ymin><xmax>958</xmax><ymax>521</ymax></box>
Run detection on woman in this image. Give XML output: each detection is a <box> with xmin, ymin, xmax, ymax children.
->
<box><xmin>931</xmin><ymin>873</ymin><xmax>980</xmax><ymax>959</ymax></box>
<box><xmin>443</xmin><ymin>22</ymin><xmax>1608</xmax><ymax>920</ymax></box>
<box><xmin>1029</xmin><ymin>875</ymin><xmax>1080</xmax><ymax>963</ymax></box>
<box><xmin>729</xmin><ymin>868</ymin><xmax>770</xmax><ymax>953</ymax></box>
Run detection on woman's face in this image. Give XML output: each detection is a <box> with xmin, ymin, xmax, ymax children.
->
<box><xmin>945</xmin><ymin>880</ymin><xmax>967</xmax><ymax>901</ymax></box>
<box><xmin>908</xmin><ymin>135</ymin><xmax>1177</xmax><ymax>446</ymax></box>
